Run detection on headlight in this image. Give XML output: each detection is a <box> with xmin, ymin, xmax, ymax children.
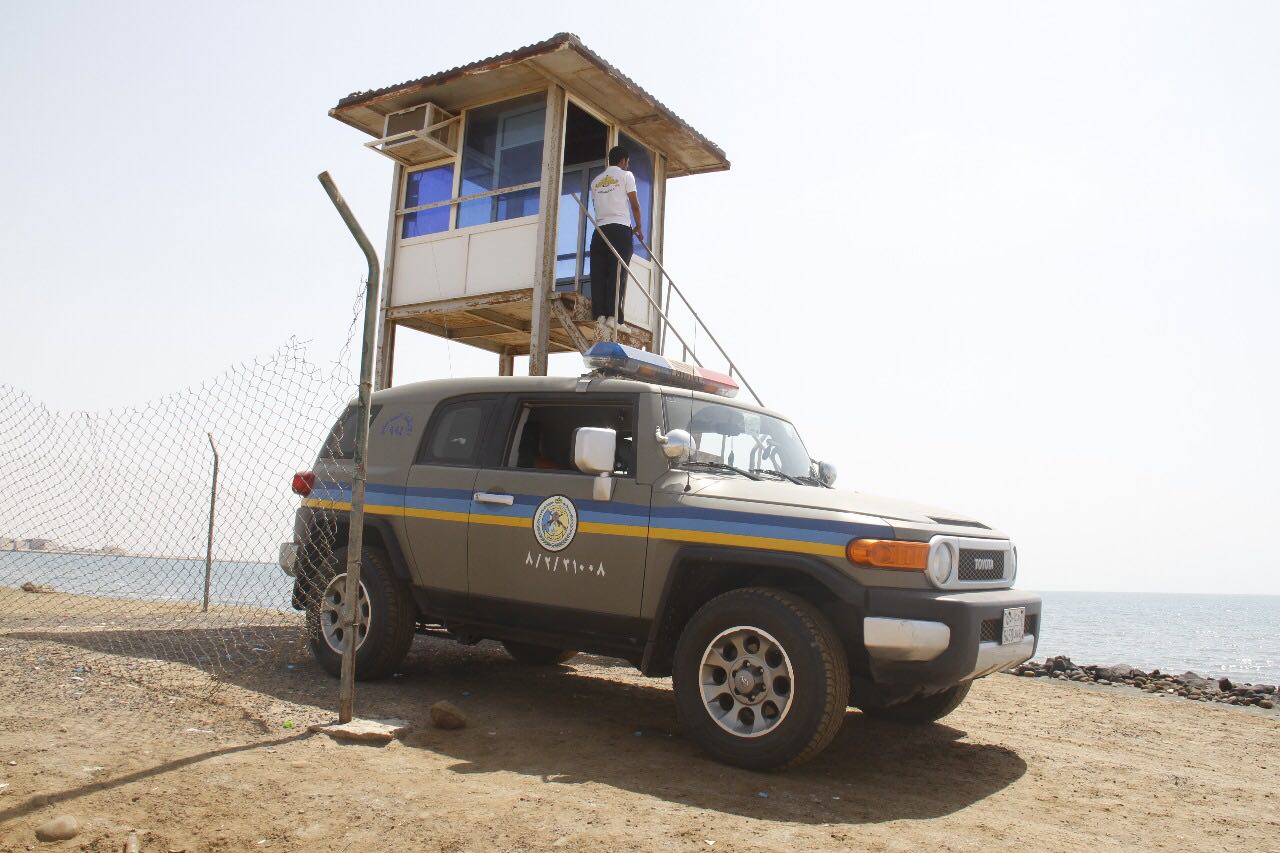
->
<box><xmin>927</xmin><ymin>541</ymin><xmax>955</xmax><ymax>586</ymax></box>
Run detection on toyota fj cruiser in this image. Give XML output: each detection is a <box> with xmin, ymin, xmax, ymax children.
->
<box><xmin>281</xmin><ymin>342</ymin><xmax>1040</xmax><ymax>769</ymax></box>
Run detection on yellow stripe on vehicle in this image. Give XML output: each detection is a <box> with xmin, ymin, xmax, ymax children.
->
<box><xmin>469</xmin><ymin>514</ymin><xmax>530</xmax><ymax>528</ymax></box>
<box><xmin>578</xmin><ymin>521</ymin><xmax>650</xmax><ymax>538</ymax></box>
<box><xmin>647</xmin><ymin>526</ymin><xmax>847</xmax><ymax>558</ymax></box>
<box><xmin>402</xmin><ymin>507</ymin><xmax>470</xmax><ymax>523</ymax></box>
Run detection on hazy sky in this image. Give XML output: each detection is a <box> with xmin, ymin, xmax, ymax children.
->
<box><xmin>2</xmin><ymin>2</ymin><xmax>1277</xmax><ymax>594</ymax></box>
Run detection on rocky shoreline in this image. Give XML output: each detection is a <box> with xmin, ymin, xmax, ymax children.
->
<box><xmin>1011</xmin><ymin>656</ymin><xmax>1277</xmax><ymax>709</ymax></box>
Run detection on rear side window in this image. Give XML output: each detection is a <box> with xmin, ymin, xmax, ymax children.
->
<box><xmin>320</xmin><ymin>404</ymin><xmax>383</xmax><ymax>461</ymax></box>
<box><xmin>418</xmin><ymin>399</ymin><xmax>492</xmax><ymax>466</ymax></box>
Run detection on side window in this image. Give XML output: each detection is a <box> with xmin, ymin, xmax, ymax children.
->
<box><xmin>417</xmin><ymin>399</ymin><xmax>491</xmax><ymax>466</ymax></box>
<box><xmin>320</xmin><ymin>404</ymin><xmax>384</xmax><ymax>462</ymax></box>
<box><xmin>506</xmin><ymin>400</ymin><xmax>635</xmax><ymax>476</ymax></box>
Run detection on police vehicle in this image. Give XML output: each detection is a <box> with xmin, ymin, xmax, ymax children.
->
<box><xmin>280</xmin><ymin>343</ymin><xmax>1040</xmax><ymax>769</ymax></box>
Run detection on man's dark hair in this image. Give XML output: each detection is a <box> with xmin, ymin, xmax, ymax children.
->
<box><xmin>608</xmin><ymin>145</ymin><xmax>629</xmax><ymax>166</ymax></box>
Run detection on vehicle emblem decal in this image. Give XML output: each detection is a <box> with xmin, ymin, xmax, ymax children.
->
<box><xmin>380</xmin><ymin>412</ymin><xmax>414</xmax><ymax>437</ymax></box>
<box><xmin>533</xmin><ymin>495</ymin><xmax>578</xmax><ymax>552</ymax></box>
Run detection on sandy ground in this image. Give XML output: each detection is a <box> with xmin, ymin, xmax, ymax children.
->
<box><xmin>1</xmin><ymin>594</ymin><xmax>1279</xmax><ymax>852</ymax></box>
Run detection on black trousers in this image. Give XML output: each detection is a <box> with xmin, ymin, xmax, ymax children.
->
<box><xmin>589</xmin><ymin>223</ymin><xmax>634</xmax><ymax>324</ymax></box>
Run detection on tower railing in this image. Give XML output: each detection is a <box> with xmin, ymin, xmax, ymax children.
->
<box><xmin>568</xmin><ymin>193</ymin><xmax>764</xmax><ymax>407</ymax></box>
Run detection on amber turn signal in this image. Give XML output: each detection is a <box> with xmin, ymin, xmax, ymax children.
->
<box><xmin>846</xmin><ymin>539</ymin><xmax>929</xmax><ymax>570</ymax></box>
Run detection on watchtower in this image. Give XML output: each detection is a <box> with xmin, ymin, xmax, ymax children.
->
<box><xmin>330</xmin><ymin>33</ymin><xmax>729</xmax><ymax>386</ymax></box>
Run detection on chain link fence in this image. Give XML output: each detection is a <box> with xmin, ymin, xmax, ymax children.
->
<box><xmin>0</xmin><ymin>310</ymin><xmax>363</xmax><ymax>693</ymax></box>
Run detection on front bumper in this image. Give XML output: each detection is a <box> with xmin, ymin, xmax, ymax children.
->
<box><xmin>862</xmin><ymin>588</ymin><xmax>1041</xmax><ymax>690</ymax></box>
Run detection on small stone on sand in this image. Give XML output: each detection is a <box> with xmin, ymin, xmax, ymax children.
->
<box><xmin>34</xmin><ymin>814</ymin><xmax>80</xmax><ymax>841</ymax></box>
<box><xmin>429</xmin><ymin>701</ymin><xmax>467</xmax><ymax>730</ymax></box>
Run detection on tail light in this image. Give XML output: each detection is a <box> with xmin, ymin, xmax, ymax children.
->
<box><xmin>291</xmin><ymin>471</ymin><xmax>316</xmax><ymax>496</ymax></box>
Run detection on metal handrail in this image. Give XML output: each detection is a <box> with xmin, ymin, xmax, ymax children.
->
<box><xmin>567</xmin><ymin>193</ymin><xmax>764</xmax><ymax>407</ymax></box>
<box><xmin>569</xmin><ymin>193</ymin><xmax>708</xmax><ymax>373</ymax></box>
<box><xmin>632</xmin><ymin>232</ymin><xmax>764</xmax><ymax>407</ymax></box>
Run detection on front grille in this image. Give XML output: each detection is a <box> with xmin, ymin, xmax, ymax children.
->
<box><xmin>958</xmin><ymin>549</ymin><xmax>1005</xmax><ymax>581</ymax></box>
<box><xmin>979</xmin><ymin>612</ymin><xmax>1037</xmax><ymax>643</ymax></box>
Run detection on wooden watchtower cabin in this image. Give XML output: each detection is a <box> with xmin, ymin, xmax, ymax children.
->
<box><xmin>329</xmin><ymin>32</ymin><xmax>730</xmax><ymax>387</ymax></box>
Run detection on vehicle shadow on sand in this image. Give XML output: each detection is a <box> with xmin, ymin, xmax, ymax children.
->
<box><xmin>8</xmin><ymin>629</ymin><xmax>1027</xmax><ymax>825</ymax></box>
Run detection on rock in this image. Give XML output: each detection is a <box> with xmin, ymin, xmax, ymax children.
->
<box><xmin>1259</xmin><ymin>700</ymin><xmax>1274</xmax><ymax>710</ymax></box>
<box><xmin>1098</xmin><ymin>664</ymin><xmax>1142</xmax><ymax>681</ymax></box>
<box><xmin>19</xmin><ymin>582</ymin><xmax>54</xmax><ymax>594</ymax></box>
<box><xmin>1218</xmin><ymin>677</ymin><xmax>1234</xmax><ymax>691</ymax></box>
<box><xmin>309</xmin><ymin>718</ymin><xmax>411</xmax><ymax>743</ymax></box>
<box><xmin>34</xmin><ymin>815</ymin><xmax>79</xmax><ymax>842</ymax></box>
<box><xmin>1254</xmin><ymin>684</ymin><xmax>1275</xmax><ymax>695</ymax></box>
<box><xmin>1181</xmin><ymin>672</ymin><xmax>1217</xmax><ymax>691</ymax></box>
<box><xmin>429</xmin><ymin>701</ymin><xmax>467</xmax><ymax>730</ymax></box>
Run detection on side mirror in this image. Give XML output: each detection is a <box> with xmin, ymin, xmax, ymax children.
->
<box><xmin>815</xmin><ymin>460</ymin><xmax>838</xmax><ymax>487</ymax></box>
<box><xmin>574</xmin><ymin>427</ymin><xmax>617</xmax><ymax>475</ymax></box>
<box><xmin>655</xmin><ymin>428</ymin><xmax>693</xmax><ymax>464</ymax></box>
<box><xmin>575</xmin><ymin>427</ymin><xmax>618</xmax><ymax>501</ymax></box>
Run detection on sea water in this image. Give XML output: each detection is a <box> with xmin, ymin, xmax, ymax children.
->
<box><xmin>1033</xmin><ymin>590</ymin><xmax>1279</xmax><ymax>684</ymax></box>
<box><xmin>3</xmin><ymin>552</ymin><xmax>1277</xmax><ymax>683</ymax></box>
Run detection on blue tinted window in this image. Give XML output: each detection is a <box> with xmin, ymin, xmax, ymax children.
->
<box><xmin>402</xmin><ymin>165</ymin><xmax>454</xmax><ymax>239</ymax></box>
<box><xmin>619</xmin><ymin>133</ymin><xmax>654</xmax><ymax>259</ymax></box>
<box><xmin>458</xmin><ymin>93</ymin><xmax>546</xmax><ymax>228</ymax></box>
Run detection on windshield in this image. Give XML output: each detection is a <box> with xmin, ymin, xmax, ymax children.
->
<box><xmin>663</xmin><ymin>395</ymin><xmax>813</xmax><ymax>479</ymax></box>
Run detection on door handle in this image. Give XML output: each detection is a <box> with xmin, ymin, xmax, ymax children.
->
<box><xmin>474</xmin><ymin>492</ymin><xmax>514</xmax><ymax>507</ymax></box>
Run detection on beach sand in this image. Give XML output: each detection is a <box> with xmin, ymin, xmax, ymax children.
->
<box><xmin>1</xmin><ymin>591</ymin><xmax>1278</xmax><ymax>851</ymax></box>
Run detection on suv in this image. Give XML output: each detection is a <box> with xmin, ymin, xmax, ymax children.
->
<box><xmin>280</xmin><ymin>344</ymin><xmax>1040</xmax><ymax>769</ymax></box>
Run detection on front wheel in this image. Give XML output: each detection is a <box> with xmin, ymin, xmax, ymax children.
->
<box><xmin>305</xmin><ymin>545</ymin><xmax>415</xmax><ymax>680</ymax></box>
<box><xmin>672</xmin><ymin>588</ymin><xmax>849</xmax><ymax>770</ymax></box>
<box><xmin>856</xmin><ymin>681</ymin><xmax>972</xmax><ymax>724</ymax></box>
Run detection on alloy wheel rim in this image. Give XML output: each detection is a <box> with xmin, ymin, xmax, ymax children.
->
<box><xmin>699</xmin><ymin>625</ymin><xmax>795</xmax><ymax>738</ymax></box>
<box><xmin>320</xmin><ymin>573</ymin><xmax>371</xmax><ymax>654</ymax></box>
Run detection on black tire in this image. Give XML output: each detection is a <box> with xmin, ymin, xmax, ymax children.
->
<box><xmin>857</xmin><ymin>681</ymin><xmax>972</xmax><ymax>724</ymax></box>
<box><xmin>672</xmin><ymin>588</ymin><xmax>849</xmax><ymax>770</ymax></box>
<box><xmin>501</xmin><ymin>641</ymin><xmax>577</xmax><ymax>665</ymax></box>
<box><xmin>305</xmin><ymin>545</ymin><xmax>415</xmax><ymax>681</ymax></box>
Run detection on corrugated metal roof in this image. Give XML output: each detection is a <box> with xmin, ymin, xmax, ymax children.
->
<box><xmin>333</xmin><ymin>32</ymin><xmax>727</xmax><ymax>166</ymax></box>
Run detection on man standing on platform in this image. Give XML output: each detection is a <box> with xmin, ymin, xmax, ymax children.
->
<box><xmin>588</xmin><ymin>145</ymin><xmax>644</xmax><ymax>341</ymax></box>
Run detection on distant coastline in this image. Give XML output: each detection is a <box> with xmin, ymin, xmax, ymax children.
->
<box><xmin>0</xmin><ymin>538</ymin><xmax>259</xmax><ymax>563</ymax></box>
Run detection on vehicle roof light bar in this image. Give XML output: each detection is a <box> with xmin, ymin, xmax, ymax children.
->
<box><xmin>583</xmin><ymin>342</ymin><xmax>739</xmax><ymax>398</ymax></box>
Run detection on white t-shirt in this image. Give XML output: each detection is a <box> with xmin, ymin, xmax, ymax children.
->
<box><xmin>590</xmin><ymin>166</ymin><xmax>638</xmax><ymax>228</ymax></box>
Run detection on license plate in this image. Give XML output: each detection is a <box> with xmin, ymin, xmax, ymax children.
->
<box><xmin>1001</xmin><ymin>607</ymin><xmax>1026</xmax><ymax>645</ymax></box>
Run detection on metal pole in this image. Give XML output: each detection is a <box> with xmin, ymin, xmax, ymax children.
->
<box><xmin>202</xmin><ymin>432</ymin><xmax>219</xmax><ymax>613</ymax></box>
<box><xmin>318</xmin><ymin>171</ymin><xmax>381</xmax><ymax>724</ymax></box>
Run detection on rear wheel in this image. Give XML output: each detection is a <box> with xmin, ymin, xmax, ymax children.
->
<box><xmin>672</xmin><ymin>588</ymin><xmax>849</xmax><ymax>770</ymax></box>
<box><xmin>856</xmin><ymin>681</ymin><xmax>972</xmax><ymax>724</ymax></box>
<box><xmin>305</xmin><ymin>545</ymin><xmax>415</xmax><ymax>680</ymax></box>
<box><xmin>501</xmin><ymin>641</ymin><xmax>577</xmax><ymax>665</ymax></box>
